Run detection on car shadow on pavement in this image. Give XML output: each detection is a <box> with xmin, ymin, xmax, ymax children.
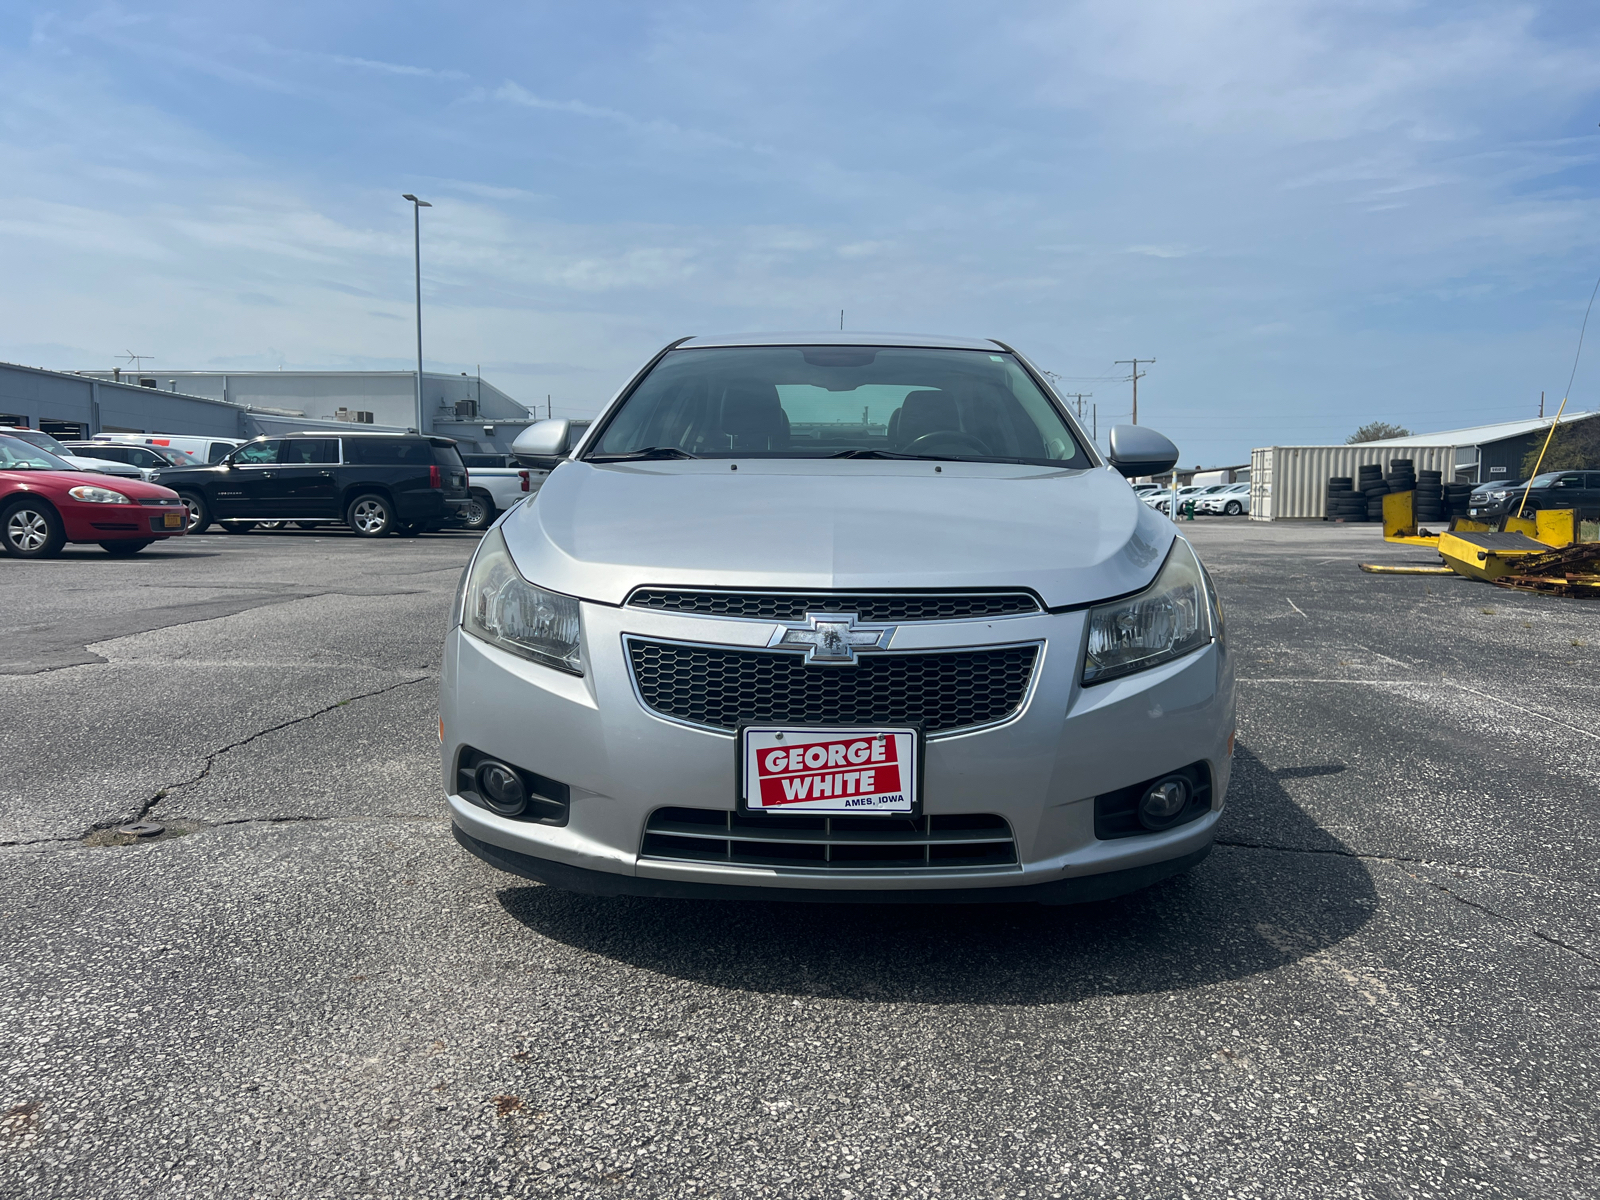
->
<box><xmin>497</xmin><ymin>745</ymin><xmax>1376</xmax><ymax>1005</ymax></box>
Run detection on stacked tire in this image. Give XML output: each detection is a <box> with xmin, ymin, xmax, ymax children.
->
<box><xmin>1358</xmin><ymin>463</ymin><xmax>1387</xmax><ymax>521</ymax></box>
<box><xmin>1414</xmin><ymin>468</ymin><xmax>1444</xmax><ymax>522</ymax></box>
<box><xmin>1326</xmin><ymin>476</ymin><xmax>1363</xmax><ymax>520</ymax></box>
<box><xmin>1443</xmin><ymin>482</ymin><xmax>1474</xmax><ymax>519</ymax></box>
<box><xmin>1384</xmin><ymin>458</ymin><xmax>1416</xmax><ymax>494</ymax></box>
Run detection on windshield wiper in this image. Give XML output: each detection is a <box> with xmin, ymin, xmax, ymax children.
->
<box><xmin>587</xmin><ymin>447</ymin><xmax>699</xmax><ymax>462</ymax></box>
<box><xmin>826</xmin><ymin>448</ymin><xmax>960</xmax><ymax>461</ymax></box>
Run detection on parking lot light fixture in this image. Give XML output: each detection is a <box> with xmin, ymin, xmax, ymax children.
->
<box><xmin>402</xmin><ymin>194</ymin><xmax>433</xmax><ymax>433</ymax></box>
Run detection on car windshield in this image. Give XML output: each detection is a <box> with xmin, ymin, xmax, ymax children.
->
<box><xmin>150</xmin><ymin>446</ymin><xmax>200</xmax><ymax>465</ymax></box>
<box><xmin>6</xmin><ymin>429</ymin><xmax>72</xmax><ymax>456</ymax></box>
<box><xmin>588</xmin><ymin>345</ymin><xmax>1092</xmax><ymax>466</ymax></box>
<box><xmin>1527</xmin><ymin>473</ymin><xmax>1562</xmax><ymax>487</ymax></box>
<box><xmin>0</xmin><ymin>434</ymin><xmax>75</xmax><ymax>471</ymax></box>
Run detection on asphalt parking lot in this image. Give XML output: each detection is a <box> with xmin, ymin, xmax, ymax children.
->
<box><xmin>2</xmin><ymin>518</ymin><xmax>1596</xmax><ymax>1199</ymax></box>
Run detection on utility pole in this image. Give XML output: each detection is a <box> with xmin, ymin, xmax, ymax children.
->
<box><xmin>1065</xmin><ymin>392</ymin><xmax>1092</xmax><ymax>422</ymax></box>
<box><xmin>840</xmin><ymin>310</ymin><xmax>844</xmax><ymax>331</ymax></box>
<box><xmin>1114</xmin><ymin>358</ymin><xmax>1155</xmax><ymax>424</ymax></box>
<box><xmin>1092</xmin><ymin>404</ymin><xmax>1097</xmax><ymax>443</ymax></box>
<box><xmin>402</xmin><ymin>194</ymin><xmax>432</xmax><ymax>432</ymax></box>
<box><xmin>1539</xmin><ymin>391</ymin><xmax>1545</xmax><ymax>418</ymax></box>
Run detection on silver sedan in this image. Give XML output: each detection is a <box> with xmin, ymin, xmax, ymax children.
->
<box><xmin>441</xmin><ymin>333</ymin><xmax>1236</xmax><ymax>903</ymax></box>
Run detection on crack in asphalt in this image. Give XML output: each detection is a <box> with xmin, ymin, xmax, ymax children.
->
<box><xmin>7</xmin><ymin>588</ymin><xmax>431</xmax><ymax>676</ymax></box>
<box><xmin>85</xmin><ymin>676</ymin><xmax>434</xmax><ymax>835</ymax></box>
<box><xmin>1240</xmin><ymin>677</ymin><xmax>1600</xmax><ymax>742</ymax></box>
<box><xmin>0</xmin><ymin>835</ymin><xmax>81</xmax><ymax>848</ymax></box>
<box><xmin>1218</xmin><ymin>840</ymin><xmax>1599</xmax><ymax>964</ymax></box>
<box><xmin>1217</xmin><ymin>838</ymin><xmax>1451</xmax><ymax>868</ymax></box>
<box><xmin>2</xmin><ymin>813</ymin><xmax>444</xmax><ymax>850</ymax></box>
<box><xmin>1418</xmin><ymin>881</ymin><xmax>1600</xmax><ymax>965</ymax></box>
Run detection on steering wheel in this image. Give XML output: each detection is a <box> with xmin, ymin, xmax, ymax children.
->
<box><xmin>904</xmin><ymin>430</ymin><xmax>992</xmax><ymax>457</ymax></box>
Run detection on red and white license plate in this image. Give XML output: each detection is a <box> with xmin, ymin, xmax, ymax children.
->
<box><xmin>740</xmin><ymin>725</ymin><xmax>920</xmax><ymax>816</ymax></box>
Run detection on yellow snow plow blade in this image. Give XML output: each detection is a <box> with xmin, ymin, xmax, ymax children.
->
<box><xmin>1435</xmin><ymin>530</ymin><xmax>1549</xmax><ymax>582</ymax></box>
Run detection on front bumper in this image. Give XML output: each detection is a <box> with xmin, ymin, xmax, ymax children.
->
<box><xmin>61</xmin><ymin>501</ymin><xmax>188</xmax><ymax>542</ymax></box>
<box><xmin>440</xmin><ymin>600</ymin><xmax>1236</xmax><ymax>899</ymax></box>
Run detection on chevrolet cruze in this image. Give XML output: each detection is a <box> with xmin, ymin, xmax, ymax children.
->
<box><xmin>441</xmin><ymin>333</ymin><xmax>1234</xmax><ymax>903</ymax></box>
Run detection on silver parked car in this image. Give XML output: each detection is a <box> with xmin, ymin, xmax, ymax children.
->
<box><xmin>442</xmin><ymin>333</ymin><xmax>1235</xmax><ymax>903</ymax></box>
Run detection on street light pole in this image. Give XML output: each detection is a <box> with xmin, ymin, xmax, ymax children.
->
<box><xmin>402</xmin><ymin>194</ymin><xmax>432</xmax><ymax>432</ymax></box>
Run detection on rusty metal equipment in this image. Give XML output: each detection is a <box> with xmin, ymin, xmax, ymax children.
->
<box><xmin>1491</xmin><ymin>541</ymin><xmax>1600</xmax><ymax>597</ymax></box>
<box><xmin>1369</xmin><ymin>489</ymin><xmax>1599</xmax><ymax>594</ymax></box>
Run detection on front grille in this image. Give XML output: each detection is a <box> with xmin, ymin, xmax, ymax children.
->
<box><xmin>626</xmin><ymin>639</ymin><xmax>1038</xmax><ymax>734</ymax></box>
<box><xmin>642</xmin><ymin>807</ymin><xmax>1018</xmax><ymax>871</ymax></box>
<box><xmin>626</xmin><ymin>588</ymin><xmax>1040</xmax><ymax>622</ymax></box>
<box><xmin>138</xmin><ymin>498</ymin><xmax>180</xmax><ymax>506</ymax></box>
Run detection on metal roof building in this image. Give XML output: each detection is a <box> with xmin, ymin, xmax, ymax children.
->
<box><xmin>1247</xmin><ymin>409</ymin><xmax>1599</xmax><ymax>520</ymax></box>
<box><xmin>1361</xmin><ymin>410</ymin><xmax>1597</xmax><ymax>482</ymax></box>
<box><xmin>2</xmin><ymin>363</ymin><xmax>539</xmax><ymax>454</ymax></box>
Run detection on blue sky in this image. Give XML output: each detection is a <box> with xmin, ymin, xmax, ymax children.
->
<box><xmin>3</xmin><ymin>1</ymin><xmax>1599</xmax><ymax>465</ymax></box>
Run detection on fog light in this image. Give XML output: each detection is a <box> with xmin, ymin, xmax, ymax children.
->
<box><xmin>476</xmin><ymin>760</ymin><xmax>527</xmax><ymax>816</ymax></box>
<box><xmin>1137</xmin><ymin>775</ymin><xmax>1190</xmax><ymax>831</ymax></box>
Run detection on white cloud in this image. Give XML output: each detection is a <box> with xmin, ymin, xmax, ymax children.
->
<box><xmin>3</xmin><ymin>1</ymin><xmax>1600</xmax><ymax>462</ymax></box>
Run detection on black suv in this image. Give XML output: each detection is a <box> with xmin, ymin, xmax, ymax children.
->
<box><xmin>154</xmin><ymin>432</ymin><xmax>471</xmax><ymax>536</ymax></box>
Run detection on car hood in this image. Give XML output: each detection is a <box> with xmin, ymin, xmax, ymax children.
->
<box><xmin>63</xmin><ymin>454</ymin><xmax>143</xmax><ymax>476</ymax></box>
<box><xmin>499</xmin><ymin>459</ymin><xmax>1175</xmax><ymax>609</ymax></box>
<box><xmin>4</xmin><ymin>469</ymin><xmax>179</xmax><ymax>499</ymax></box>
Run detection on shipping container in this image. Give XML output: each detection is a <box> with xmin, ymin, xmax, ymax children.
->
<box><xmin>1248</xmin><ymin>445</ymin><xmax>1458</xmax><ymax>520</ymax></box>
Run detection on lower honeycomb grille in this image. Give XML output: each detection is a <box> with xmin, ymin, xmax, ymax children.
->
<box><xmin>642</xmin><ymin>807</ymin><xmax>1019</xmax><ymax>871</ymax></box>
<box><xmin>625</xmin><ymin>639</ymin><xmax>1039</xmax><ymax>734</ymax></box>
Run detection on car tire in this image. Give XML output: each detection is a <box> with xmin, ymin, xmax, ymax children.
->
<box><xmin>397</xmin><ymin>522</ymin><xmax>423</xmax><ymax>538</ymax></box>
<box><xmin>218</xmin><ymin>521</ymin><xmax>257</xmax><ymax>534</ymax></box>
<box><xmin>99</xmin><ymin>540</ymin><xmax>154</xmax><ymax>556</ymax></box>
<box><xmin>1224</xmin><ymin>500</ymin><xmax>1243</xmax><ymax>516</ymax></box>
<box><xmin>347</xmin><ymin>493</ymin><xmax>395</xmax><ymax>538</ymax></box>
<box><xmin>460</xmin><ymin>492</ymin><xmax>495</xmax><ymax>531</ymax></box>
<box><xmin>2</xmin><ymin>497</ymin><xmax>66</xmax><ymax>559</ymax></box>
<box><xmin>178</xmin><ymin>492</ymin><xmax>212</xmax><ymax>533</ymax></box>
<box><xmin>256</xmin><ymin>521</ymin><xmax>285</xmax><ymax>531</ymax></box>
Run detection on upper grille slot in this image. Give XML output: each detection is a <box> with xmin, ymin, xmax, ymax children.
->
<box><xmin>626</xmin><ymin>639</ymin><xmax>1039</xmax><ymax>735</ymax></box>
<box><xmin>626</xmin><ymin>589</ymin><xmax>1041</xmax><ymax>623</ymax></box>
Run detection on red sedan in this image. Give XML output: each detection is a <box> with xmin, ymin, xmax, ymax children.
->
<box><xmin>0</xmin><ymin>434</ymin><xmax>190</xmax><ymax>558</ymax></box>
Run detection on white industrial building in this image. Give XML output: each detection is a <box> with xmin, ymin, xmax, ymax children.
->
<box><xmin>1249</xmin><ymin>409</ymin><xmax>1597</xmax><ymax>520</ymax></box>
<box><xmin>10</xmin><ymin>366</ymin><xmax>539</xmax><ymax>455</ymax></box>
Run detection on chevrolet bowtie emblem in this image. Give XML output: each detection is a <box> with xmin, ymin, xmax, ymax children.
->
<box><xmin>768</xmin><ymin>612</ymin><xmax>895</xmax><ymax>666</ymax></box>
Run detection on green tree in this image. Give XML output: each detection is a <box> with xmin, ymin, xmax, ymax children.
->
<box><xmin>1520</xmin><ymin>414</ymin><xmax>1600</xmax><ymax>477</ymax></box>
<box><xmin>1346</xmin><ymin>422</ymin><xmax>1412</xmax><ymax>444</ymax></box>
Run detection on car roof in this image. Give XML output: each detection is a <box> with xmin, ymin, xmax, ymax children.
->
<box><xmin>678</xmin><ymin>331</ymin><xmax>1004</xmax><ymax>351</ymax></box>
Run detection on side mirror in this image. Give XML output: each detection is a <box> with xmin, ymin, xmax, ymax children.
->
<box><xmin>1107</xmin><ymin>425</ymin><xmax>1179</xmax><ymax>478</ymax></box>
<box><xmin>512</xmin><ymin>419</ymin><xmax>572</xmax><ymax>465</ymax></box>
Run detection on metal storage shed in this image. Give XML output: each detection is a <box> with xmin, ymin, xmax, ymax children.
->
<box><xmin>1248</xmin><ymin>445</ymin><xmax>1458</xmax><ymax>521</ymax></box>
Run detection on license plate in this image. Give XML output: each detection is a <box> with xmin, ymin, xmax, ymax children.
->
<box><xmin>740</xmin><ymin>724</ymin><xmax>920</xmax><ymax>816</ymax></box>
<box><xmin>163</xmin><ymin>512</ymin><xmax>183</xmax><ymax>528</ymax></box>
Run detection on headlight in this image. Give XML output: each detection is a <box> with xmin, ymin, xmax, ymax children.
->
<box><xmin>68</xmin><ymin>485</ymin><xmax>130</xmax><ymax>504</ymax></box>
<box><xmin>461</xmin><ymin>527</ymin><xmax>583</xmax><ymax>675</ymax></box>
<box><xmin>1083</xmin><ymin>538</ymin><xmax>1214</xmax><ymax>685</ymax></box>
